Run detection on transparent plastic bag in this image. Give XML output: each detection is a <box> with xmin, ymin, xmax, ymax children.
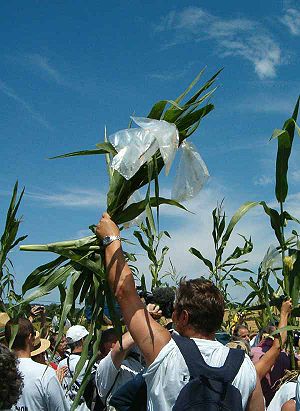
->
<box><xmin>109</xmin><ymin>117</ymin><xmax>179</xmax><ymax>180</ymax></box>
<box><xmin>171</xmin><ymin>141</ymin><xmax>210</xmax><ymax>202</ymax></box>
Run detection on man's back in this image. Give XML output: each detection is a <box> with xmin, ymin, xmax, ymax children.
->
<box><xmin>59</xmin><ymin>353</ymin><xmax>89</xmax><ymax>411</ymax></box>
<box><xmin>143</xmin><ymin>336</ymin><xmax>257</xmax><ymax>411</ymax></box>
<box><xmin>12</xmin><ymin>358</ymin><xmax>69</xmax><ymax>411</ymax></box>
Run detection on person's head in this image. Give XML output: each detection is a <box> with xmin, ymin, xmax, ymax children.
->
<box><xmin>172</xmin><ymin>278</ymin><xmax>225</xmax><ymax>337</ymax></box>
<box><xmin>49</xmin><ymin>333</ymin><xmax>67</xmax><ymax>356</ymax></box>
<box><xmin>99</xmin><ymin>328</ymin><xmax>118</xmax><ymax>357</ymax></box>
<box><xmin>152</xmin><ymin>287</ymin><xmax>175</xmax><ymax>319</ymax></box>
<box><xmin>0</xmin><ymin>343</ymin><xmax>23</xmax><ymax>409</ymax></box>
<box><xmin>31</xmin><ymin>333</ymin><xmax>50</xmax><ymax>365</ymax></box>
<box><xmin>66</xmin><ymin>325</ymin><xmax>89</xmax><ymax>353</ymax></box>
<box><xmin>5</xmin><ymin>318</ymin><xmax>35</xmax><ymax>352</ymax></box>
<box><xmin>227</xmin><ymin>337</ymin><xmax>252</xmax><ymax>357</ymax></box>
<box><xmin>260</xmin><ymin>324</ymin><xmax>276</xmax><ymax>342</ymax></box>
<box><xmin>233</xmin><ymin>325</ymin><xmax>250</xmax><ymax>342</ymax></box>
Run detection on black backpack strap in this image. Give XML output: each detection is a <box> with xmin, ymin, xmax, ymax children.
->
<box><xmin>172</xmin><ymin>333</ymin><xmax>245</xmax><ymax>383</ymax></box>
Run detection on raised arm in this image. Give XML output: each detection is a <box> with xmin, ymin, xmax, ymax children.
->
<box><xmin>96</xmin><ymin>213</ymin><xmax>171</xmax><ymax>366</ymax></box>
<box><xmin>255</xmin><ymin>299</ymin><xmax>292</xmax><ymax>380</ymax></box>
<box><xmin>110</xmin><ymin>331</ymin><xmax>135</xmax><ymax>369</ymax></box>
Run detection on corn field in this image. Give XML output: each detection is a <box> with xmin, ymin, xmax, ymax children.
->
<box><xmin>1</xmin><ymin>69</ymin><xmax>300</xmax><ymax>409</ymax></box>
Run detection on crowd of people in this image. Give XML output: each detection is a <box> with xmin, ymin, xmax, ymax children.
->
<box><xmin>1</xmin><ymin>212</ymin><xmax>300</xmax><ymax>410</ymax></box>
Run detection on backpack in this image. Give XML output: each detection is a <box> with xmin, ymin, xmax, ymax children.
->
<box><xmin>172</xmin><ymin>333</ymin><xmax>245</xmax><ymax>411</ymax></box>
<box><xmin>109</xmin><ymin>372</ymin><xmax>147</xmax><ymax>411</ymax></box>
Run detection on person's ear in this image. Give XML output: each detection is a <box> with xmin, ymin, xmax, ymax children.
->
<box><xmin>180</xmin><ymin>310</ymin><xmax>189</xmax><ymax>326</ymax></box>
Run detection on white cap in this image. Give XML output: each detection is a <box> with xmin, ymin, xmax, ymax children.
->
<box><xmin>66</xmin><ymin>325</ymin><xmax>89</xmax><ymax>343</ymax></box>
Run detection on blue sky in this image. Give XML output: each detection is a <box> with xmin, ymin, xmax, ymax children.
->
<box><xmin>1</xmin><ymin>0</ymin><xmax>300</xmax><ymax>303</ymax></box>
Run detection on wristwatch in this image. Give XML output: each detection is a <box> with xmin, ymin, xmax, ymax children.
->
<box><xmin>102</xmin><ymin>235</ymin><xmax>121</xmax><ymax>247</ymax></box>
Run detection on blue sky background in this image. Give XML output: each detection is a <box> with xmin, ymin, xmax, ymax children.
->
<box><xmin>1</xmin><ymin>0</ymin><xmax>300</xmax><ymax>303</ymax></box>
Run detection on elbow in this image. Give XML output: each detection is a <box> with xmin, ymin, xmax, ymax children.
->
<box><xmin>114</xmin><ymin>272</ymin><xmax>136</xmax><ymax>302</ymax></box>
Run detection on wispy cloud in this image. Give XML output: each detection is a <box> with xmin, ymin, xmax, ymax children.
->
<box><xmin>254</xmin><ymin>175</ymin><xmax>273</xmax><ymax>186</ymax></box>
<box><xmin>26</xmin><ymin>187</ymin><xmax>105</xmax><ymax>208</ymax></box>
<box><xmin>0</xmin><ymin>80</ymin><xmax>50</xmax><ymax>129</ymax></box>
<box><xmin>148</xmin><ymin>61</ymin><xmax>195</xmax><ymax>81</ymax></box>
<box><xmin>25</xmin><ymin>54</ymin><xmax>65</xmax><ymax>84</ymax></box>
<box><xmin>281</xmin><ymin>7</ymin><xmax>300</xmax><ymax>35</ymax></box>
<box><xmin>155</xmin><ymin>7</ymin><xmax>282</xmax><ymax>79</ymax></box>
<box><xmin>237</xmin><ymin>95</ymin><xmax>296</xmax><ymax>114</ymax></box>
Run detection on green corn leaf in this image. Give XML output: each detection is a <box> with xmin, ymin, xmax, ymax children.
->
<box><xmin>115</xmin><ymin>197</ymin><xmax>188</xmax><ymax>225</ymax></box>
<box><xmin>176</xmin><ymin>104</ymin><xmax>214</xmax><ymax>132</ymax></box>
<box><xmin>259</xmin><ymin>201</ymin><xmax>283</xmax><ymax>247</ymax></box>
<box><xmin>50</xmin><ymin>142</ymin><xmax>117</xmax><ymax>159</ymax></box>
<box><xmin>273</xmin><ymin>97</ymin><xmax>300</xmax><ymax>203</ymax></box>
<box><xmin>54</xmin><ymin>269</ymin><xmax>81</xmax><ymax>356</ymax></box>
<box><xmin>8</xmin><ymin>324</ymin><xmax>19</xmax><ymax>350</ymax></box>
<box><xmin>220</xmin><ymin>201</ymin><xmax>259</xmax><ymax>251</ymax></box>
<box><xmin>148</xmin><ymin>100</ymin><xmax>168</xmax><ymax>119</ymax></box>
<box><xmin>22</xmin><ymin>256</ymin><xmax>67</xmax><ymax>294</ymax></box>
<box><xmin>22</xmin><ymin>264</ymin><xmax>75</xmax><ymax>303</ymax></box>
<box><xmin>189</xmin><ymin>247</ymin><xmax>213</xmax><ymax>272</ymax></box>
<box><xmin>174</xmin><ymin>67</ymin><xmax>206</xmax><ymax>104</ymax></box>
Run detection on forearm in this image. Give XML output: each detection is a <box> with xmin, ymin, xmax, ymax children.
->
<box><xmin>278</xmin><ymin>311</ymin><xmax>289</xmax><ymax>346</ymax></box>
<box><xmin>255</xmin><ymin>344</ymin><xmax>280</xmax><ymax>380</ymax></box>
<box><xmin>111</xmin><ymin>331</ymin><xmax>135</xmax><ymax>369</ymax></box>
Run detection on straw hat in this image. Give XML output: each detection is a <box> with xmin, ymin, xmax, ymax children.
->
<box><xmin>31</xmin><ymin>332</ymin><xmax>50</xmax><ymax>357</ymax></box>
<box><xmin>0</xmin><ymin>312</ymin><xmax>10</xmax><ymax>327</ymax></box>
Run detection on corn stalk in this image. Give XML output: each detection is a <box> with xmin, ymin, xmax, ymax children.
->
<box><xmin>0</xmin><ymin>182</ymin><xmax>27</xmax><ymax>312</ymax></box>
<box><xmin>20</xmin><ymin>69</ymin><xmax>221</xmax><ymax>409</ymax></box>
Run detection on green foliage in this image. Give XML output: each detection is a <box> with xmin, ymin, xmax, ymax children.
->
<box><xmin>20</xmin><ymin>69</ymin><xmax>219</xmax><ymax>408</ymax></box>
<box><xmin>133</xmin><ymin>217</ymin><xmax>171</xmax><ymax>290</ymax></box>
<box><xmin>0</xmin><ymin>182</ymin><xmax>27</xmax><ymax>311</ymax></box>
<box><xmin>190</xmin><ymin>201</ymin><xmax>254</xmax><ymax>302</ymax></box>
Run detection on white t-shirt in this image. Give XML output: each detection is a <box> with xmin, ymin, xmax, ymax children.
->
<box><xmin>296</xmin><ymin>376</ymin><xmax>300</xmax><ymax>411</ymax></box>
<box><xmin>267</xmin><ymin>381</ymin><xmax>296</xmax><ymax>411</ymax></box>
<box><xmin>96</xmin><ymin>351</ymin><xmax>144</xmax><ymax>409</ymax></box>
<box><xmin>11</xmin><ymin>357</ymin><xmax>69</xmax><ymax>411</ymax></box>
<box><xmin>143</xmin><ymin>337</ymin><xmax>257</xmax><ymax>411</ymax></box>
<box><xmin>58</xmin><ymin>353</ymin><xmax>89</xmax><ymax>411</ymax></box>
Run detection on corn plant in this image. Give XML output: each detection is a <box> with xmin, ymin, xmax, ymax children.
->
<box><xmin>241</xmin><ymin>97</ymin><xmax>300</xmax><ymax>366</ymax></box>
<box><xmin>0</xmin><ymin>182</ymin><xmax>27</xmax><ymax>312</ymax></box>
<box><xmin>189</xmin><ymin>201</ymin><xmax>254</xmax><ymax>303</ymax></box>
<box><xmin>133</xmin><ymin>217</ymin><xmax>171</xmax><ymax>290</ymax></box>
<box><xmin>20</xmin><ymin>69</ymin><xmax>221</xmax><ymax>409</ymax></box>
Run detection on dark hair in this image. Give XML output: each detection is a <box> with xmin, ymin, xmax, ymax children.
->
<box><xmin>152</xmin><ymin>287</ymin><xmax>175</xmax><ymax>318</ymax></box>
<box><xmin>0</xmin><ymin>344</ymin><xmax>23</xmax><ymax>408</ymax></box>
<box><xmin>99</xmin><ymin>328</ymin><xmax>117</xmax><ymax>352</ymax></box>
<box><xmin>233</xmin><ymin>324</ymin><xmax>249</xmax><ymax>337</ymax></box>
<box><xmin>49</xmin><ymin>333</ymin><xmax>58</xmax><ymax>350</ymax></box>
<box><xmin>5</xmin><ymin>318</ymin><xmax>34</xmax><ymax>350</ymax></box>
<box><xmin>175</xmin><ymin>278</ymin><xmax>224</xmax><ymax>334</ymax></box>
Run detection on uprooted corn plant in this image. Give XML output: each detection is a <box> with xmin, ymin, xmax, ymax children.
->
<box><xmin>20</xmin><ymin>69</ymin><xmax>221</xmax><ymax>408</ymax></box>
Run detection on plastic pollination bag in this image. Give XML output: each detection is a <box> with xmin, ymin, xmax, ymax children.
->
<box><xmin>109</xmin><ymin>117</ymin><xmax>179</xmax><ymax>180</ymax></box>
<box><xmin>171</xmin><ymin>141</ymin><xmax>210</xmax><ymax>202</ymax></box>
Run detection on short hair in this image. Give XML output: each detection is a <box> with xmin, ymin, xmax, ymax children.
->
<box><xmin>152</xmin><ymin>287</ymin><xmax>175</xmax><ymax>318</ymax></box>
<box><xmin>0</xmin><ymin>344</ymin><xmax>23</xmax><ymax>408</ymax></box>
<box><xmin>5</xmin><ymin>318</ymin><xmax>34</xmax><ymax>350</ymax></box>
<box><xmin>99</xmin><ymin>328</ymin><xmax>117</xmax><ymax>352</ymax></box>
<box><xmin>233</xmin><ymin>324</ymin><xmax>249</xmax><ymax>336</ymax></box>
<box><xmin>174</xmin><ymin>278</ymin><xmax>224</xmax><ymax>334</ymax></box>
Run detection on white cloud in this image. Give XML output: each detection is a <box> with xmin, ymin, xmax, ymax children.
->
<box><xmin>0</xmin><ymin>80</ymin><xmax>50</xmax><ymax>129</ymax></box>
<box><xmin>155</xmin><ymin>7</ymin><xmax>282</xmax><ymax>79</ymax></box>
<box><xmin>26</xmin><ymin>187</ymin><xmax>106</xmax><ymax>208</ymax></box>
<box><xmin>291</xmin><ymin>170</ymin><xmax>300</xmax><ymax>182</ymax></box>
<box><xmin>254</xmin><ymin>175</ymin><xmax>273</xmax><ymax>186</ymax></box>
<box><xmin>281</xmin><ymin>8</ymin><xmax>300</xmax><ymax>35</ymax></box>
<box><xmin>25</xmin><ymin>54</ymin><xmax>65</xmax><ymax>85</ymax></box>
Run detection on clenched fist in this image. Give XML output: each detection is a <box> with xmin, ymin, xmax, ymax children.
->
<box><xmin>96</xmin><ymin>212</ymin><xmax>120</xmax><ymax>240</ymax></box>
